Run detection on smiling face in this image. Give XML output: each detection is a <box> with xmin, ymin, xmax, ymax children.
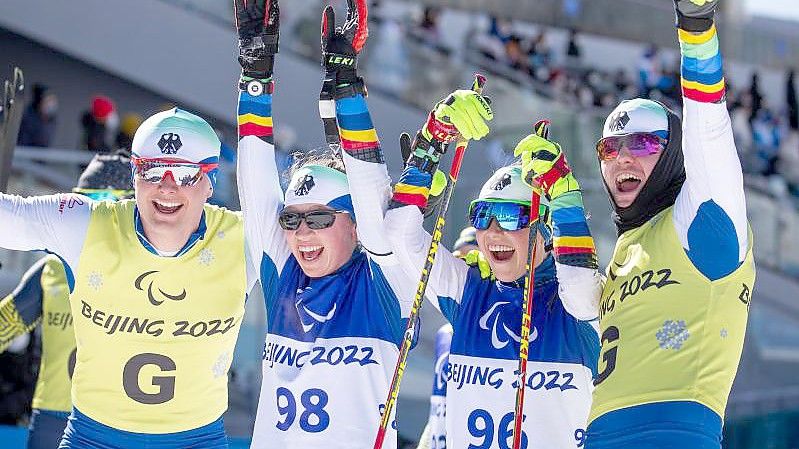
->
<box><xmin>476</xmin><ymin>220</ymin><xmax>546</xmax><ymax>282</ymax></box>
<box><xmin>135</xmin><ymin>171</ymin><xmax>211</xmax><ymax>232</ymax></box>
<box><xmin>601</xmin><ymin>147</ymin><xmax>662</xmax><ymax>208</ymax></box>
<box><xmin>282</xmin><ymin>203</ymin><xmax>358</xmax><ymax>278</ymax></box>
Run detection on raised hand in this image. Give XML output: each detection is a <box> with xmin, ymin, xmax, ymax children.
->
<box><xmin>235</xmin><ymin>0</ymin><xmax>280</xmax><ymax>79</ymax></box>
<box><xmin>513</xmin><ymin>133</ymin><xmax>579</xmax><ymax>199</ymax></box>
<box><xmin>674</xmin><ymin>0</ymin><xmax>718</xmax><ymax>31</ymax></box>
<box><xmin>424</xmin><ymin>90</ymin><xmax>493</xmax><ymax>145</ymax></box>
<box><xmin>321</xmin><ymin>0</ymin><xmax>369</xmax><ymax>88</ymax></box>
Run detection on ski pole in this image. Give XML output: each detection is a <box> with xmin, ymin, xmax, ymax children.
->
<box><xmin>0</xmin><ymin>68</ymin><xmax>24</xmax><ymax>191</ymax></box>
<box><xmin>373</xmin><ymin>73</ymin><xmax>487</xmax><ymax>449</ymax></box>
<box><xmin>512</xmin><ymin>119</ymin><xmax>550</xmax><ymax>449</ymax></box>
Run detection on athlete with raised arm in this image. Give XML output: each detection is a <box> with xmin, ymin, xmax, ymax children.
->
<box><xmin>0</xmin><ymin>107</ymin><xmax>257</xmax><ymax>448</ymax></box>
<box><xmin>345</xmin><ymin>85</ymin><xmax>602</xmax><ymax>447</ymax></box>
<box><xmin>0</xmin><ymin>153</ymin><xmax>133</xmax><ymax>449</ymax></box>
<box><xmin>234</xmin><ymin>1</ymin><xmax>415</xmax><ymax>448</ymax></box>
<box><xmin>562</xmin><ymin>1</ymin><xmax>756</xmax><ymax>447</ymax></box>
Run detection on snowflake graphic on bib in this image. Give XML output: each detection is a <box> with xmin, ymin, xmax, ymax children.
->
<box><xmin>656</xmin><ymin>320</ymin><xmax>690</xmax><ymax>350</ymax></box>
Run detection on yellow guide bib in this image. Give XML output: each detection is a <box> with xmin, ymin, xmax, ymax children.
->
<box><xmin>69</xmin><ymin>201</ymin><xmax>246</xmax><ymax>433</ymax></box>
<box><xmin>590</xmin><ymin>207</ymin><xmax>755</xmax><ymax>423</ymax></box>
<box><xmin>32</xmin><ymin>255</ymin><xmax>75</xmax><ymax>413</ymax></box>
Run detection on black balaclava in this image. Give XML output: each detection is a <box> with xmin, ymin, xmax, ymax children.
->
<box><xmin>599</xmin><ymin>99</ymin><xmax>686</xmax><ymax>235</ymax></box>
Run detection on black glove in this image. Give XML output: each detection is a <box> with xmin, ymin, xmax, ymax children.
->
<box><xmin>674</xmin><ymin>0</ymin><xmax>718</xmax><ymax>32</ymax></box>
<box><xmin>321</xmin><ymin>0</ymin><xmax>368</xmax><ymax>92</ymax></box>
<box><xmin>235</xmin><ymin>0</ymin><xmax>280</xmax><ymax>79</ymax></box>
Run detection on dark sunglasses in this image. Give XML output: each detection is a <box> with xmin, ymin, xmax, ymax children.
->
<box><xmin>468</xmin><ymin>201</ymin><xmax>549</xmax><ymax>232</ymax></box>
<box><xmin>596</xmin><ymin>133</ymin><xmax>666</xmax><ymax>162</ymax></box>
<box><xmin>278</xmin><ymin>209</ymin><xmax>350</xmax><ymax>231</ymax></box>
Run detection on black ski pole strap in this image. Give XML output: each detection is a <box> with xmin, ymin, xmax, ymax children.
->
<box><xmin>333</xmin><ymin>78</ymin><xmax>368</xmax><ymax>100</ymax></box>
<box><xmin>319</xmin><ymin>77</ymin><xmax>341</xmax><ymax>151</ymax></box>
<box><xmin>675</xmin><ymin>9</ymin><xmax>713</xmax><ymax>33</ymax></box>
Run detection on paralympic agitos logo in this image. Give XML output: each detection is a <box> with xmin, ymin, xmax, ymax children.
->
<box><xmin>134</xmin><ymin>271</ymin><xmax>187</xmax><ymax>306</ymax></box>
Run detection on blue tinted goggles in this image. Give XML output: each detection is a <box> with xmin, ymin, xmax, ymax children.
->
<box><xmin>468</xmin><ymin>201</ymin><xmax>548</xmax><ymax>232</ymax></box>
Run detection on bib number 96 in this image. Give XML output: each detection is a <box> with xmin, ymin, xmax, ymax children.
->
<box><xmin>467</xmin><ymin>409</ymin><xmax>527</xmax><ymax>449</ymax></box>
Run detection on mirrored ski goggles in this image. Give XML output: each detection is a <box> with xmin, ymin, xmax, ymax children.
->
<box><xmin>72</xmin><ymin>188</ymin><xmax>134</xmax><ymax>201</ymax></box>
<box><xmin>468</xmin><ymin>201</ymin><xmax>548</xmax><ymax>232</ymax></box>
<box><xmin>132</xmin><ymin>158</ymin><xmax>218</xmax><ymax>187</ymax></box>
<box><xmin>596</xmin><ymin>133</ymin><xmax>666</xmax><ymax>162</ymax></box>
<box><xmin>278</xmin><ymin>209</ymin><xmax>350</xmax><ymax>231</ymax></box>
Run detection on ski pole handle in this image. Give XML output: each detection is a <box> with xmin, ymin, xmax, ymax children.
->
<box><xmin>448</xmin><ymin>74</ymin><xmax>487</xmax><ymax>179</ymax></box>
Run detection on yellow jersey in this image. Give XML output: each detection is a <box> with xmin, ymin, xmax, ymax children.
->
<box><xmin>590</xmin><ymin>207</ymin><xmax>755</xmax><ymax>423</ymax></box>
<box><xmin>31</xmin><ymin>256</ymin><xmax>75</xmax><ymax>413</ymax></box>
<box><xmin>68</xmin><ymin>200</ymin><xmax>247</xmax><ymax>433</ymax></box>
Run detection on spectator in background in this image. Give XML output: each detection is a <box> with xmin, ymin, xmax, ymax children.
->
<box><xmin>17</xmin><ymin>83</ymin><xmax>57</xmax><ymax>148</ymax></box>
<box><xmin>413</xmin><ymin>5</ymin><xmax>449</xmax><ymax>55</ymax></box>
<box><xmin>731</xmin><ymin>92</ymin><xmax>754</xmax><ymax>169</ymax></box>
<box><xmin>787</xmin><ymin>70</ymin><xmax>798</xmax><ymax>130</ymax></box>
<box><xmin>505</xmin><ymin>35</ymin><xmax>529</xmax><ymax>74</ymax></box>
<box><xmin>80</xmin><ymin>95</ymin><xmax>118</xmax><ymax>153</ymax></box>
<box><xmin>752</xmin><ymin>104</ymin><xmax>781</xmax><ymax>177</ymax></box>
<box><xmin>419</xmin><ymin>7</ymin><xmax>441</xmax><ymax>41</ymax></box>
<box><xmin>613</xmin><ymin>69</ymin><xmax>633</xmax><ymax>96</ymax></box>
<box><xmin>527</xmin><ymin>30</ymin><xmax>553</xmax><ymax>74</ymax></box>
<box><xmin>488</xmin><ymin>15</ymin><xmax>512</xmax><ymax>44</ymax></box>
<box><xmin>565</xmin><ymin>29</ymin><xmax>582</xmax><ymax>63</ymax></box>
<box><xmin>659</xmin><ymin>61</ymin><xmax>682</xmax><ymax>106</ymax></box>
<box><xmin>749</xmin><ymin>72</ymin><xmax>763</xmax><ymax>121</ymax></box>
<box><xmin>115</xmin><ymin>112</ymin><xmax>143</xmax><ymax>151</ymax></box>
<box><xmin>475</xmin><ymin>15</ymin><xmax>512</xmax><ymax>62</ymax></box>
<box><xmin>637</xmin><ymin>44</ymin><xmax>661</xmax><ymax>97</ymax></box>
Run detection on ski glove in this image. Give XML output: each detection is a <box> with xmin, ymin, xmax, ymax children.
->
<box><xmin>514</xmin><ymin>134</ymin><xmax>580</xmax><ymax>200</ymax></box>
<box><xmin>424</xmin><ymin>90</ymin><xmax>493</xmax><ymax>144</ymax></box>
<box><xmin>321</xmin><ymin>0</ymin><xmax>368</xmax><ymax>89</ymax></box>
<box><xmin>674</xmin><ymin>0</ymin><xmax>718</xmax><ymax>32</ymax></box>
<box><xmin>405</xmin><ymin>89</ymin><xmax>492</xmax><ymax>171</ymax></box>
<box><xmin>235</xmin><ymin>0</ymin><xmax>280</xmax><ymax>79</ymax></box>
<box><xmin>464</xmin><ymin>250</ymin><xmax>493</xmax><ymax>280</ymax></box>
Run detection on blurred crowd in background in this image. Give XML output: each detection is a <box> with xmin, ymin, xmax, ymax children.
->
<box><xmin>409</xmin><ymin>5</ymin><xmax>799</xmax><ymax>200</ymax></box>
<box><xmin>16</xmin><ymin>86</ymin><xmax>141</xmax><ymax>154</ymax></box>
<box><xmin>2</xmin><ymin>1</ymin><xmax>799</xmax><ymax>446</ymax></box>
<box><xmin>14</xmin><ymin>2</ymin><xmax>799</xmax><ymax>203</ymax></box>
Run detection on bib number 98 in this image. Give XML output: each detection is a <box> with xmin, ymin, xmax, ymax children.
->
<box><xmin>276</xmin><ymin>387</ymin><xmax>330</xmax><ymax>433</ymax></box>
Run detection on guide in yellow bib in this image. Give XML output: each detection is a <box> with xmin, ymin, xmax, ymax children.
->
<box><xmin>0</xmin><ymin>108</ymin><xmax>259</xmax><ymax>448</ymax></box>
<box><xmin>520</xmin><ymin>1</ymin><xmax>755</xmax><ymax>447</ymax></box>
